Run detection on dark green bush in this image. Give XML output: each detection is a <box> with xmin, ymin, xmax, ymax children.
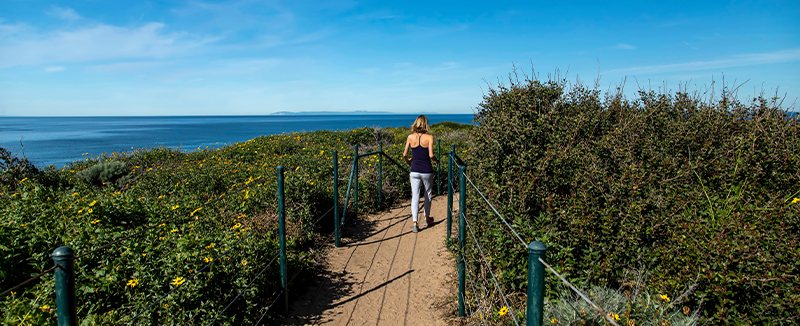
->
<box><xmin>0</xmin><ymin>147</ymin><xmax>40</xmax><ymax>190</ymax></box>
<box><xmin>75</xmin><ymin>161</ymin><xmax>130</xmax><ymax>187</ymax></box>
<box><xmin>467</xmin><ymin>76</ymin><xmax>800</xmax><ymax>323</ymax></box>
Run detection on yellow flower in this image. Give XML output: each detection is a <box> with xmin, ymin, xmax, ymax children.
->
<box><xmin>659</xmin><ymin>294</ymin><xmax>670</xmax><ymax>302</ymax></box>
<box><xmin>241</xmin><ymin>260</ymin><xmax>248</xmax><ymax>266</ymax></box>
<box><xmin>87</xmin><ymin>208</ymin><xmax>93</xmax><ymax>214</ymax></box>
<box><xmin>20</xmin><ymin>178</ymin><xmax>28</xmax><ymax>183</ymax></box>
<box><xmin>498</xmin><ymin>306</ymin><xmax>508</xmax><ymax>316</ymax></box>
<box><xmin>190</xmin><ymin>207</ymin><xmax>202</xmax><ymax>216</ymax></box>
<box><xmin>89</xmin><ymin>200</ymin><xmax>97</xmax><ymax>206</ymax></box>
<box><xmin>171</xmin><ymin>277</ymin><xmax>185</xmax><ymax>286</ymax></box>
<box><xmin>171</xmin><ymin>228</ymin><xmax>178</xmax><ymax>233</ymax></box>
<box><xmin>551</xmin><ymin>319</ymin><xmax>558</xmax><ymax>323</ymax></box>
<box><xmin>171</xmin><ymin>205</ymin><xmax>180</xmax><ymax>210</ymax></box>
<box><xmin>40</xmin><ymin>305</ymin><xmax>50</xmax><ymax>310</ymax></box>
<box><xmin>608</xmin><ymin>312</ymin><xmax>620</xmax><ymax>321</ymax></box>
<box><xmin>204</xmin><ymin>257</ymin><xmax>213</xmax><ymax>263</ymax></box>
<box><xmin>10</xmin><ymin>291</ymin><xmax>16</xmax><ymax>296</ymax></box>
<box><xmin>90</xmin><ymin>219</ymin><xmax>100</xmax><ymax>224</ymax></box>
<box><xmin>126</xmin><ymin>279</ymin><xmax>139</xmax><ymax>287</ymax></box>
<box><xmin>230</xmin><ymin>223</ymin><xmax>241</xmax><ymax>230</ymax></box>
<box><xmin>792</xmin><ymin>198</ymin><xmax>800</xmax><ymax>204</ymax></box>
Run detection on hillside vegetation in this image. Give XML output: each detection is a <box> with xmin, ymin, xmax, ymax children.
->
<box><xmin>466</xmin><ymin>76</ymin><xmax>799</xmax><ymax>324</ymax></box>
<box><xmin>0</xmin><ymin>123</ymin><xmax>470</xmax><ymax>325</ymax></box>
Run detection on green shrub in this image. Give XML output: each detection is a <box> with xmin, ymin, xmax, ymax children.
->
<box><xmin>75</xmin><ymin>161</ymin><xmax>130</xmax><ymax>187</ymax></box>
<box><xmin>0</xmin><ymin>147</ymin><xmax>40</xmax><ymax>190</ymax></box>
<box><xmin>466</xmin><ymin>75</ymin><xmax>800</xmax><ymax>324</ymax></box>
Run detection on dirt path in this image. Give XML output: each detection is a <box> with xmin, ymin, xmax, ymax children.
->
<box><xmin>285</xmin><ymin>195</ymin><xmax>453</xmax><ymax>326</ymax></box>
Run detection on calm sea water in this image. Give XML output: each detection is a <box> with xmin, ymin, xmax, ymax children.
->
<box><xmin>0</xmin><ymin>114</ymin><xmax>474</xmax><ymax>168</ymax></box>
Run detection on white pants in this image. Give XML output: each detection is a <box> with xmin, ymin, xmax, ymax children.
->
<box><xmin>410</xmin><ymin>172</ymin><xmax>434</xmax><ymax>222</ymax></box>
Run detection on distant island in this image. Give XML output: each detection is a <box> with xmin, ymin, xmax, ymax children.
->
<box><xmin>270</xmin><ymin>110</ymin><xmax>395</xmax><ymax>115</ymax></box>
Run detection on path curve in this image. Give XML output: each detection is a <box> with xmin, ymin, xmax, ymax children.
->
<box><xmin>285</xmin><ymin>195</ymin><xmax>452</xmax><ymax>326</ymax></box>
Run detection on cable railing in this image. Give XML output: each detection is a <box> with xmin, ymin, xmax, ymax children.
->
<box><xmin>445</xmin><ymin>150</ymin><xmax>621</xmax><ymax>326</ymax></box>
<box><xmin>1</xmin><ymin>140</ymin><xmax>419</xmax><ymax>325</ymax></box>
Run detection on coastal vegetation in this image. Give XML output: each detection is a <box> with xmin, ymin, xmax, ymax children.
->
<box><xmin>0</xmin><ymin>123</ymin><xmax>470</xmax><ymax>325</ymax></box>
<box><xmin>465</xmin><ymin>74</ymin><xmax>799</xmax><ymax>324</ymax></box>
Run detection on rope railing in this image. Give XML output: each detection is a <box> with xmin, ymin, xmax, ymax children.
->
<box><xmin>445</xmin><ymin>148</ymin><xmax>624</xmax><ymax>326</ymax></box>
<box><xmin>206</xmin><ymin>253</ymin><xmax>281</xmax><ymax>325</ymax></box>
<box><xmin>463</xmin><ymin>214</ymin><xmax>521</xmax><ymax>326</ymax></box>
<box><xmin>253</xmin><ymin>289</ymin><xmax>285</xmax><ymax>326</ymax></box>
<box><xmin>539</xmin><ymin>258</ymin><xmax>620</xmax><ymax>326</ymax></box>
<box><xmin>463</xmin><ymin>257</ymin><xmax>489</xmax><ymax>326</ymax></box>
<box><xmin>463</xmin><ymin>173</ymin><xmax>527</xmax><ymax>248</ymax></box>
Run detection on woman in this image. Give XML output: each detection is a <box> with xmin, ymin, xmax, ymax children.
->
<box><xmin>403</xmin><ymin>115</ymin><xmax>439</xmax><ymax>233</ymax></box>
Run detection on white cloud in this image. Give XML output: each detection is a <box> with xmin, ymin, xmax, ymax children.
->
<box><xmin>48</xmin><ymin>6</ymin><xmax>81</xmax><ymax>21</ymax></box>
<box><xmin>608</xmin><ymin>43</ymin><xmax>636</xmax><ymax>50</ymax></box>
<box><xmin>604</xmin><ymin>48</ymin><xmax>800</xmax><ymax>75</ymax></box>
<box><xmin>43</xmin><ymin>66</ymin><xmax>65</xmax><ymax>72</ymax></box>
<box><xmin>0</xmin><ymin>22</ymin><xmax>217</xmax><ymax>69</ymax></box>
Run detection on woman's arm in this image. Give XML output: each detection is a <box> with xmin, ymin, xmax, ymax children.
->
<box><xmin>403</xmin><ymin>135</ymin><xmax>412</xmax><ymax>165</ymax></box>
<box><xmin>427</xmin><ymin>135</ymin><xmax>439</xmax><ymax>164</ymax></box>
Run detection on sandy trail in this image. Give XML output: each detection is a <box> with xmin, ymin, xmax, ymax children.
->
<box><xmin>285</xmin><ymin>195</ymin><xmax>453</xmax><ymax>326</ymax></box>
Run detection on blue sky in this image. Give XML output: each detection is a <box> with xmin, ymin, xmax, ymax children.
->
<box><xmin>1</xmin><ymin>0</ymin><xmax>798</xmax><ymax>116</ymax></box>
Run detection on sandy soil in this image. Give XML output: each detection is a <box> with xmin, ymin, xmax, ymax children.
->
<box><xmin>284</xmin><ymin>195</ymin><xmax>453</xmax><ymax>326</ymax></box>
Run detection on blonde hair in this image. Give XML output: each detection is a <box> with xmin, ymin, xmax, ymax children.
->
<box><xmin>411</xmin><ymin>115</ymin><xmax>430</xmax><ymax>133</ymax></box>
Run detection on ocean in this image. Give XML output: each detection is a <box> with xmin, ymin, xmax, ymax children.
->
<box><xmin>0</xmin><ymin>114</ymin><xmax>474</xmax><ymax>168</ymax></box>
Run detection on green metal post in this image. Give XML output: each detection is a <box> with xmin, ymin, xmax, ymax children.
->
<box><xmin>353</xmin><ymin>144</ymin><xmax>358</xmax><ymax>225</ymax></box>
<box><xmin>447</xmin><ymin>151</ymin><xmax>453</xmax><ymax>241</ymax></box>
<box><xmin>458</xmin><ymin>166</ymin><xmax>466</xmax><ymax>317</ymax></box>
<box><xmin>437</xmin><ymin>138</ymin><xmax>441</xmax><ymax>196</ymax></box>
<box><xmin>333</xmin><ymin>151</ymin><xmax>340</xmax><ymax>247</ymax></box>
<box><xmin>378</xmin><ymin>141</ymin><xmax>383</xmax><ymax>210</ymax></box>
<box><xmin>451</xmin><ymin>143</ymin><xmax>455</xmax><ymax>158</ymax></box>
<box><xmin>52</xmin><ymin>246</ymin><xmax>76</xmax><ymax>326</ymax></box>
<box><xmin>277</xmin><ymin>165</ymin><xmax>288</xmax><ymax>314</ymax></box>
<box><xmin>528</xmin><ymin>241</ymin><xmax>547</xmax><ymax>326</ymax></box>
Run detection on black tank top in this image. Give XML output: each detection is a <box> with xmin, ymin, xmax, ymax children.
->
<box><xmin>410</xmin><ymin>134</ymin><xmax>433</xmax><ymax>173</ymax></box>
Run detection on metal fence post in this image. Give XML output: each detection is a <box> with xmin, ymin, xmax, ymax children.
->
<box><xmin>333</xmin><ymin>151</ymin><xmax>340</xmax><ymax>248</ymax></box>
<box><xmin>52</xmin><ymin>246</ymin><xmax>76</xmax><ymax>326</ymax></box>
<box><xmin>527</xmin><ymin>241</ymin><xmax>547</xmax><ymax>326</ymax></box>
<box><xmin>447</xmin><ymin>151</ymin><xmax>453</xmax><ymax>241</ymax></box>
<box><xmin>378</xmin><ymin>141</ymin><xmax>382</xmax><ymax>210</ymax></box>
<box><xmin>437</xmin><ymin>138</ymin><xmax>441</xmax><ymax>196</ymax></box>
<box><xmin>458</xmin><ymin>165</ymin><xmax>466</xmax><ymax>317</ymax></box>
<box><xmin>353</xmin><ymin>144</ymin><xmax>358</xmax><ymax>225</ymax></box>
<box><xmin>277</xmin><ymin>165</ymin><xmax>288</xmax><ymax>314</ymax></box>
